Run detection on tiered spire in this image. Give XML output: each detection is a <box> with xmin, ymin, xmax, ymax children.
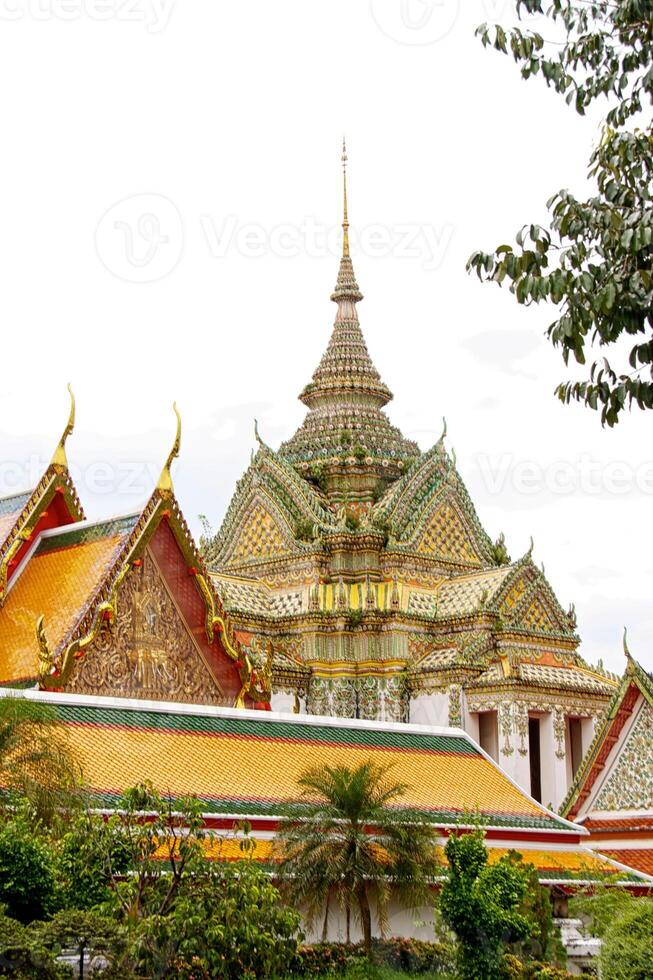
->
<box><xmin>280</xmin><ymin>142</ymin><xmax>418</xmax><ymax>478</ymax></box>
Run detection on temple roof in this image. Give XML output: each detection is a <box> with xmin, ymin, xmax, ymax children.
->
<box><xmin>0</xmin><ymin>514</ymin><xmax>138</xmax><ymax>685</ymax></box>
<box><xmin>562</xmin><ymin>647</ymin><xmax>653</xmax><ymax>820</ymax></box>
<box><xmin>16</xmin><ymin>689</ymin><xmax>578</xmax><ymax>832</ymax></box>
<box><xmin>0</xmin><ymin>388</ymin><xmax>85</xmax><ymax>605</ymax></box>
<box><xmin>4</xmin><ymin>687</ymin><xmax>649</xmax><ymax>884</ymax></box>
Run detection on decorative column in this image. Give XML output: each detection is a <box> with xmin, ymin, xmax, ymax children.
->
<box><xmin>539</xmin><ymin>709</ymin><xmax>569</xmax><ymax>809</ymax></box>
<box><xmin>496</xmin><ymin>700</ymin><xmax>531</xmax><ymax>796</ymax></box>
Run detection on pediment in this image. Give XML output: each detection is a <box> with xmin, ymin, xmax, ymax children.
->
<box><xmin>219</xmin><ymin>493</ymin><xmax>298</xmax><ymax>568</ymax></box>
<box><xmin>594</xmin><ymin>698</ymin><xmax>653</xmax><ymax>811</ymax></box>
<box><xmin>413</xmin><ymin>496</ymin><xmax>485</xmax><ymax>566</ymax></box>
<box><xmin>503</xmin><ymin>575</ymin><xmax>572</xmax><ymax>636</ymax></box>
<box><xmin>66</xmin><ymin>547</ymin><xmax>224</xmax><ymax>704</ymax></box>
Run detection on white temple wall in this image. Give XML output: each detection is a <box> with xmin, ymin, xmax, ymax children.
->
<box><xmin>271</xmin><ymin>691</ymin><xmax>304</xmax><ymax>714</ymax></box>
<box><xmin>409</xmin><ymin>692</ymin><xmax>449</xmax><ymax>727</ymax></box>
<box><xmin>302</xmin><ymin>895</ymin><xmax>437</xmax><ymax>943</ymax></box>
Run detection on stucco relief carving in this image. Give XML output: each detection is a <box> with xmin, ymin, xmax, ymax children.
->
<box><xmin>67</xmin><ymin>550</ymin><xmax>224</xmax><ymax>705</ymax></box>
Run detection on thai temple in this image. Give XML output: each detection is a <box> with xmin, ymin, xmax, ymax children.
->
<box><xmin>0</xmin><ymin>150</ymin><xmax>650</xmax><ymax>951</ymax></box>
<box><xmin>0</xmin><ymin>398</ymin><xmax>272</xmax><ymax>711</ymax></box>
<box><xmin>205</xmin><ymin>147</ymin><xmax>620</xmax><ymax>811</ymax></box>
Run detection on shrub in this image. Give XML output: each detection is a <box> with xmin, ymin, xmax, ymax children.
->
<box><xmin>0</xmin><ymin>911</ymin><xmax>70</xmax><ymax>978</ymax></box>
<box><xmin>0</xmin><ymin>819</ymin><xmax>56</xmax><ymax>923</ymax></box>
<box><xmin>290</xmin><ymin>938</ymin><xmax>456</xmax><ymax>975</ymax></box>
<box><xmin>600</xmin><ymin>898</ymin><xmax>653</xmax><ymax>980</ymax></box>
<box><xmin>440</xmin><ymin>828</ymin><xmax>531</xmax><ymax>980</ymax></box>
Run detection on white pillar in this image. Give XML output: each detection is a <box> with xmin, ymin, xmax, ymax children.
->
<box><xmin>496</xmin><ymin>701</ymin><xmax>531</xmax><ymax>796</ymax></box>
<box><xmin>540</xmin><ymin>710</ymin><xmax>569</xmax><ymax>810</ymax></box>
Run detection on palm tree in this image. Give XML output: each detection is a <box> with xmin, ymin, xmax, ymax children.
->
<box><xmin>276</xmin><ymin>761</ymin><xmax>441</xmax><ymax>955</ymax></box>
<box><xmin>0</xmin><ymin>695</ymin><xmax>81</xmax><ymax>824</ymax></box>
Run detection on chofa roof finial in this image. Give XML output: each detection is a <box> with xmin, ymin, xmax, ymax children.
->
<box><xmin>157</xmin><ymin>402</ymin><xmax>181</xmax><ymax>494</ymax></box>
<box><xmin>254</xmin><ymin>419</ymin><xmax>271</xmax><ymax>451</ymax></box>
<box><xmin>50</xmin><ymin>383</ymin><xmax>75</xmax><ymax>469</ymax></box>
<box><xmin>623</xmin><ymin>625</ymin><xmax>633</xmax><ymax>660</ymax></box>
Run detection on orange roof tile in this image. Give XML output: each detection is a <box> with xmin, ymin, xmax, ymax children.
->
<box><xmin>601</xmin><ymin>849</ymin><xmax>653</xmax><ymax>877</ymax></box>
<box><xmin>584</xmin><ymin>816</ymin><xmax>653</xmax><ymax>833</ymax></box>
<box><xmin>0</xmin><ymin>517</ymin><xmax>136</xmax><ymax>683</ymax></box>
<box><xmin>24</xmin><ymin>693</ymin><xmax>579</xmax><ymax>832</ymax></box>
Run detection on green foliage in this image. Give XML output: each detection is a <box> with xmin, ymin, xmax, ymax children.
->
<box><xmin>310</xmin><ymin>463</ymin><xmax>329</xmax><ymax>493</ymax></box>
<box><xmin>348</xmin><ymin>608</ymin><xmax>364</xmax><ymax>628</ymax></box>
<box><xmin>503</xmin><ymin>853</ymin><xmax>565</xmax><ymax>965</ymax></box>
<box><xmin>340</xmin><ymin>430</ymin><xmax>353</xmax><ymax>447</ymax></box>
<box><xmin>501</xmin><ymin>954</ymin><xmax>587</xmax><ymax>980</ymax></box>
<box><xmin>55</xmin><ymin>810</ymin><xmax>131</xmax><ymax>910</ymax></box>
<box><xmin>345</xmin><ymin>513</ymin><xmax>361</xmax><ymax>532</ymax></box>
<box><xmin>0</xmin><ymin>817</ymin><xmax>57</xmax><ymax>923</ymax></box>
<box><xmin>468</xmin><ymin>1</ymin><xmax>653</xmax><ymax>425</ymax></box>
<box><xmin>291</xmin><ymin>938</ymin><xmax>457</xmax><ymax>976</ymax></box>
<box><xmin>277</xmin><ymin>761</ymin><xmax>441</xmax><ymax>956</ymax></box>
<box><xmin>0</xmin><ymin>910</ymin><xmax>71</xmax><ymax>978</ymax></box>
<box><xmin>131</xmin><ymin>860</ymin><xmax>301</xmax><ymax>979</ymax></box>
<box><xmin>371</xmin><ymin>480</ymin><xmax>387</xmax><ymax>503</ymax></box>
<box><xmin>101</xmin><ymin>782</ymin><xmax>207</xmax><ymax>922</ymax></box>
<box><xmin>568</xmin><ymin>884</ymin><xmax>638</xmax><ymax>939</ymax></box>
<box><xmin>599</xmin><ymin>897</ymin><xmax>653</xmax><ymax>979</ymax></box>
<box><xmin>0</xmin><ymin>696</ymin><xmax>81</xmax><ymax>825</ymax></box>
<box><xmin>295</xmin><ymin>518</ymin><xmax>316</xmax><ymax>542</ymax></box>
<box><xmin>34</xmin><ymin>909</ymin><xmax>125</xmax><ymax>980</ymax></box>
<box><xmin>439</xmin><ymin>827</ymin><xmax>532</xmax><ymax>980</ymax></box>
<box><xmin>353</xmin><ymin>445</ymin><xmax>367</xmax><ymax>462</ymax></box>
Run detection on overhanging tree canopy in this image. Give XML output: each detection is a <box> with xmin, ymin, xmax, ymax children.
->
<box><xmin>468</xmin><ymin>0</ymin><xmax>653</xmax><ymax>426</ymax></box>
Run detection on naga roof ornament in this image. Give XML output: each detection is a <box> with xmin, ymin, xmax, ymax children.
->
<box><xmin>50</xmin><ymin>383</ymin><xmax>76</xmax><ymax>471</ymax></box>
<box><xmin>156</xmin><ymin>402</ymin><xmax>181</xmax><ymax>495</ymax></box>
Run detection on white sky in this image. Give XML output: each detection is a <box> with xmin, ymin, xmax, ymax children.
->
<box><xmin>0</xmin><ymin>0</ymin><xmax>650</xmax><ymax>674</ymax></box>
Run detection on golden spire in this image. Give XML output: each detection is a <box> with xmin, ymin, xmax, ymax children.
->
<box><xmin>341</xmin><ymin>136</ymin><xmax>350</xmax><ymax>258</ymax></box>
<box><xmin>50</xmin><ymin>383</ymin><xmax>75</xmax><ymax>469</ymax></box>
<box><xmin>157</xmin><ymin>402</ymin><xmax>181</xmax><ymax>494</ymax></box>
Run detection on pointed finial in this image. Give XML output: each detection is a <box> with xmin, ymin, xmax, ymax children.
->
<box><xmin>527</xmin><ymin>536</ymin><xmax>534</xmax><ymax>559</ymax></box>
<box><xmin>157</xmin><ymin>402</ymin><xmax>181</xmax><ymax>494</ymax></box>
<box><xmin>623</xmin><ymin>626</ymin><xmax>632</xmax><ymax>659</ymax></box>
<box><xmin>50</xmin><ymin>383</ymin><xmax>75</xmax><ymax>469</ymax></box>
<box><xmin>341</xmin><ymin>136</ymin><xmax>350</xmax><ymax>259</ymax></box>
<box><xmin>253</xmin><ymin>418</ymin><xmax>270</xmax><ymax>451</ymax></box>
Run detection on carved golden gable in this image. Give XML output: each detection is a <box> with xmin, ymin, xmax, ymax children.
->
<box><xmin>416</xmin><ymin>501</ymin><xmax>482</xmax><ymax>565</ymax></box>
<box><xmin>67</xmin><ymin>549</ymin><xmax>224</xmax><ymax>704</ymax></box>
<box><xmin>230</xmin><ymin>503</ymin><xmax>290</xmax><ymax>564</ymax></box>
